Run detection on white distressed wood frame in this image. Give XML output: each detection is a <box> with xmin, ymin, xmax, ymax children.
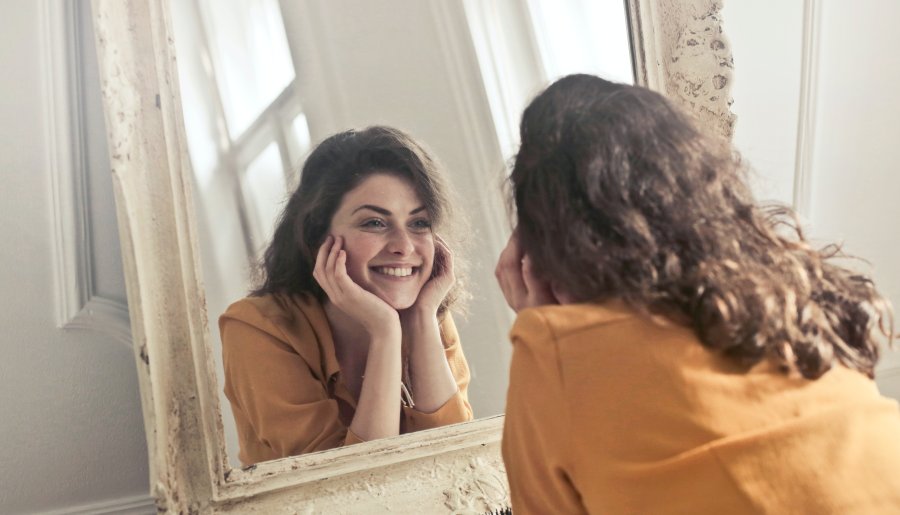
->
<box><xmin>89</xmin><ymin>0</ymin><xmax>736</xmax><ymax>512</ymax></box>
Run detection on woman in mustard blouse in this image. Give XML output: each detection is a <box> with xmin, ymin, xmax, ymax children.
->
<box><xmin>220</xmin><ymin>126</ymin><xmax>473</xmax><ymax>466</ymax></box>
<box><xmin>496</xmin><ymin>75</ymin><xmax>900</xmax><ymax>513</ymax></box>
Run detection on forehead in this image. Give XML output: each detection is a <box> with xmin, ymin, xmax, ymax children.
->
<box><xmin>338</xmin><ymin>173</ymin><xmax>423</xmax><ymax>213</ymax></box>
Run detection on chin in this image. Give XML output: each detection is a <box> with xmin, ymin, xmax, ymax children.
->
<box><xmin>380</xmin><ymin>295</ymin><xmax>417</xmax><ymax>311</ymax></box>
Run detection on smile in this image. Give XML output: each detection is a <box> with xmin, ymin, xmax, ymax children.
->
<box><xmin>372</xmin><ymin>266</ymin><xmax>416</xmax><ymax>277</ymax></box>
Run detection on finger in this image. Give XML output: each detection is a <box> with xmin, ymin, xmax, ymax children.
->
<box><xmin>325</xmin><ymin>235</ymin><xmax>341</xmax><ymax>277</ymax></box>
<box><xmin>433</xmin><ymin>236</ymin><xmax>454</xmax><ymax>280</ymax></box>
<box><xmin>334</xmin><ymin>250</ymin><xmax>371</xmax><ymax>304</ymax></box>
<box><xmin>319</xmin><ymin>236</ymin><xmax>343</xmax><ymax>298</ymax></box>
<box><xmin>498</xmin><ymin>259</ymin><xmax>528</xmax><ymax>311</ymax></box>
<box><xmin>522</xmin><ymin>255</ymin><xmax>555</xmax><ymax>305</ymax></box>
<box><xmin>494</xmin><ymin>235</ymin><xmax>519</xmax><ymax>280</ymax></box>
<box><xmin>326</xmin><ymin>237</ymin><xmax>346</xmax><ymax>294</ymax></box>
<box><xmin>313</xmin><ymin>235</ymin><xmax>334</xmax><ymax>284</ymax></box>
<box><xmin>494</xmin><ymin>237</ymin><xmax>522</xmax><ymax>309</ymax></box>
<box><xmin>496</xmin><ymin>271</ymin><xmax>514</xmax><ymax>310</ymax></box>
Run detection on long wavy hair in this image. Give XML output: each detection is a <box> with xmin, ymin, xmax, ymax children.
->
<box><xmin>510</xmin><ymin>74</ymin><xmax>894</xmax><ymax>379</ymax></box>
<box><xmin>253</xmin><ymin>125</ymin><xmax>466</xmax><ymax>315</ymax></box>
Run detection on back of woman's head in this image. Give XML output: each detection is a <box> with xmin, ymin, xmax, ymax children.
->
<box><xmin>254</xmin><ymin>125</ymin><xmax>464</xmax><ymax>313</ymax></box>
<box><xmin>511</xmin><ymin>73</ymin><xmax>893</xmax><ymax>378</ymax></box>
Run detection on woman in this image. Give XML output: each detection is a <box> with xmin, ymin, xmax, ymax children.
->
<box><xmin>220</xmin><ymin>126</ymin><xmax>473</xmax><ymax>466</ymax></box>
<box><xmin>496</xmin><ymin>75</ymin><xmax>900</xmax><ymax>513</ymax></box>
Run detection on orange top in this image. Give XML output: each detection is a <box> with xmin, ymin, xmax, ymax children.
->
<box><xmin>503</xmin><ymin>301</ymin><xmax>900</xmax><ymax>514</ymax></box>
<box><xmin>220</xmin><ymin>293</ymin><xmax>473</xmax><ymax>466</ymax></box>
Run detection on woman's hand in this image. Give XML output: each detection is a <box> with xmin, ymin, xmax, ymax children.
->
<box><xmin>314</xmin><ymin>235</ymin><xmax>400</xmax><ymax>338</ymax></box>
<box><xmin>405</xmin><ymin>235</ymin><xmax>455</xmax><ymax>318</ymax></box>
<box><xmin>495</xmin><ymin>230</ymin><xmax>560</xmax><ymax>312</ymax></box>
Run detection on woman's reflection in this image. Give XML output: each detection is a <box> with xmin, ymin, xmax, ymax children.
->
<box><xmin>219</xmin><ymin>126</ymin><xmax>473</xmax><ymax>466</ymax></box>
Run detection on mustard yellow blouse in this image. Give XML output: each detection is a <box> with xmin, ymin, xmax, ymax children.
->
<box><xmin>503</xmin><ymin>301</ymin><xmax>900</xmax><ymax>514</ymax></box>
<box><xmin>220</xmin><ymin>293</ymin><xmax>473</xmax><ymax>466</ymax></box>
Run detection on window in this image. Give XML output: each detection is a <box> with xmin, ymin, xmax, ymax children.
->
<box><xmin>464</xmin><ymin>0</ymin><xmax>634</xmax><ymax>157</ymax></box>
<box><xmin>172</xmin><ymin>0</ymin><xmax>311</xmax><ymax>258</ymax></box>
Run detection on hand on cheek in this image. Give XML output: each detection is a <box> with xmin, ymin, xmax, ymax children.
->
<box><xmin>313</xmin><ymin>235</ymin><xmax>399</xmax><ymax>337</ymax></box>
<box><xmin>407</xmin><ymin>235</ymin><xmax>454</xmax><ymax>317</ymax></box>
<box><xmin>494</xmin><ymin>232</ymin><xmax>559</xmax><ymax>312</ymax></box>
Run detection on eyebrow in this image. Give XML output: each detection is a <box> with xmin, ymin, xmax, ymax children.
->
<box><xmin>351</xmin><ymin>204</ymin><xmax>427</xmax><ymax>216</ymax></box>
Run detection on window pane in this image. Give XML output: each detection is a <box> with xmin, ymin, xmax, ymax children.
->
<box><xmin>199</xmin><ymin>0</ymin><xmax>295</xmax><ymax>138</ymax></box>
<box><xmin>527</xmin><ymin>0</ymin><xmax>634</xmax><ymax>84</ymax></box>
<box><xmin>290</xmin><ymin>112</ymin><xmax>312</xmax><ymax>155</ymax></box>
<box><xmin>241</xmin><ymin>142</ymin><xmax>287</xmax><ymax>253</ymax></box>
<box><xmin>170</xmin><ymin>0</ymin><xmax>222</xmax><ymax>188</ymax></box>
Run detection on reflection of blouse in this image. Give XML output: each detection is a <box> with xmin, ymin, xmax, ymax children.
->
<box><xmin>503</xmin><ymin>301</ymin><xmax>900</xmax><ymax>514</ymax></box>
<box><xmin>220</xmin><ymin>293</ymin><xmax>473</xmax><ymax>466</ymax></box>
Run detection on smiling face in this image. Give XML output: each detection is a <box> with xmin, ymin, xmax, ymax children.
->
<box><xmin>328</xmin><ymin>173</ymin><xmax>435</xmax><ymax>310</ymax></box>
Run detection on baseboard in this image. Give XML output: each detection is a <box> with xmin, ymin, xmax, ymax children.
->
<box><xmin>38</xmin><ymin>493</ymin><xmax>156</xmax><ymax>515</ymax></box>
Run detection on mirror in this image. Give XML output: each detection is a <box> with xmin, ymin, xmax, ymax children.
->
<box><xmin>167</xmin><ymin>0</ymin><xmax>635</xmax><ymax>469</ymax></box>
<box><xmin>90</xmin><ymin>0</ymin><xmax>734</xmax><ymax>511</ymax></box>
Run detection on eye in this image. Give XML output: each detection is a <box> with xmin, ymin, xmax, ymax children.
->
<box><xmin>361</xmin><ymin>218</ymin><xmax>387</xmax><ymax>229</ymax></box>
<box><xmin>410</xmin><ymin>218</ymin><xmax>432</xmax><ymax>231</ymax></box>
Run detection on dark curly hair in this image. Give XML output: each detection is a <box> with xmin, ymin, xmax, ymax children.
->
<box><xmin>510</xmin><ymin>74</ymin><xmax>894</xmax><ymax>379</ymax></box>
<box><xmin>253</xmin><ymin>125</ymin><xmax>466</xmax><ymax>315</ymax></box>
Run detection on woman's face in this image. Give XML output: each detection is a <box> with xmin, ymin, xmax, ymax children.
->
<box><xmin>327</xmin><ymin>172</ymin><xmax>435</xmax><ymax>310</ymax></box>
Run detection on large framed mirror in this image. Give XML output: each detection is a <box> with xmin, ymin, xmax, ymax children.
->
<box><xmin>89</xmin><ymin>0</ymin><xmax>735</xmax><ymax>512</ymax></box>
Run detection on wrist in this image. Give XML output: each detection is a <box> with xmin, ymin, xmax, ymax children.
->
<box><xmin>363</xmin><ymin>313</ymin><xmax>402</xmax><ymax>342</ymax></box>
<box><xmin>401</xmin><ymin>304</ymin><xmax>439</xmax><ymax>326</ymax></box>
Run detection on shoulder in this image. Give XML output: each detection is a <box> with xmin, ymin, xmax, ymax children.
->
<box><xmin>510</xmin><ymin>300</ymin><xmax>704</xmax><ymax>371</ymax></box>
<box><xmin>511</xmin><ymin>300</ymin><xmax>638</xmax><ymax>345</ymax></box>
<box><xmin>219</xmin><ymin>293</ymin><xmax>326</xmax><ymax>342</ymax></box>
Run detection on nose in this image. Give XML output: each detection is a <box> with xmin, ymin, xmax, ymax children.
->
<box><xmin>386</xmin><ymin>227</ymin><xmax>415</xmax><ymax>256</ymax></box>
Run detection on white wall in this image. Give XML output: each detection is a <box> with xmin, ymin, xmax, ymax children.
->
<box><xmin>724</xmin><ymin>0</ymin><xmax>900</xmax><ymax>396</ymax></box>
<box><xmin>0</xmin><ymin>1</ymin><xmax>151</xmax><ymax>513</ymax></box>
<box><xmin>3</xmin><ymin>1</ymin><xmax>898</xmax><ymax>512</ymax></box>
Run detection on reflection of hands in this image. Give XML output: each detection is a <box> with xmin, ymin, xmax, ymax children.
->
<box><xmin>495</xmin><ymin>230</ymin><xmax>560</xmax><ymax>312</ymax></box>
<box><xmin>313</xmin><ymin>235</ymin><xmax>400</xmax><ymax>339</ymax></box>
<box><xmin>406</xmin><ymin>235</ymin><xmax>455</xmax><ymax>318</ymax></box>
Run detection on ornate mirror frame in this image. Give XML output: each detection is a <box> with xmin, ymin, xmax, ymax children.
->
<box><xmin>90</xmin><ymin>0</ymin><xmax>735</xmax><ymax>512</ymax></box>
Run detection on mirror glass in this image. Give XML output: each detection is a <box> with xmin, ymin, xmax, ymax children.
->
<box><xmin>169</xmin><ymin>0</ymin><xmax>634</xmax><ymax>468</ymax></box>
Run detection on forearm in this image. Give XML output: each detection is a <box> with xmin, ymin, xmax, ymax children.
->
<box><xmin>349</xmin><ymin>330</ymin><xmax>402</xmax><ymax>441</ymax></box>
<box><xmin>404</xmin><ymin>309</ymin><xmax>459</xmax><ymax>413</ymax></box>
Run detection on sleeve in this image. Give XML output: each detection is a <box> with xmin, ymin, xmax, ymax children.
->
<box><xmin>221</xmin><ymin>314</ymin><xmax>358</xmax><ymax>465</ymax></box>
<box><xmin>402</xmin><ymin>313</ymin><xmax>474</xmax><ymax>432</ymax></box>
<box><xmin>502</xmin><ymin>309</ymin><xmax>586</xmax><ymax>515</ymax></box>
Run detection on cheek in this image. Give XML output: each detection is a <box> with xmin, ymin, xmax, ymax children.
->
<box><xmin>338</xmin><ymin>234</ymin><xmax>381</xmax><ymax>276</ymax></box>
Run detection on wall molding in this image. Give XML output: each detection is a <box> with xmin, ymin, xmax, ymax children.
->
<box><xmin>39</xmin><ymin>493</ymin><xmax>155</xmax><ymax>515</ymax></box>
<box><xmin>43</xmin><ymin>0</ymin><xmax>131</xmax><ymax>347</ymax></box>
<box><xmin>792</xmin><ymin>0</ymin><xmax>821</xmax><ymax>218</ymax></box>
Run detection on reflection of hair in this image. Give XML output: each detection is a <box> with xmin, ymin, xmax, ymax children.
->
<box><xmin>510</xmin><ymin>74</ymin><xmax>894</xmax><ymax>379</ymax></box>
<box><xmin>253</xmin><ymin>125</ymin><xmax>466</xmax><ymax>315</ymax></box>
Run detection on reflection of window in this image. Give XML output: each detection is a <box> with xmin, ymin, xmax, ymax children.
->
<box><xmin>172</xmin><ymin>0</ymin><xmax>310</xmax><ymax>258</ymax></box>
<box><xmin>464</xmin><ymin>0</ymin><xmax>633</xmax><ymax>157</ymax></box>
<box><xmin>198</xmin><ymin>0</ymin><xmax>295</xmax><ymax>138</ymax></box>
<box><xmin>525</xmin><ymin>0</ymin><xmax>633</xmax><ymax>84</ymax></box>
<box><xmin>241</xmin><ymin>142</ymin><xmax>286</xmax><ymax>246</ymax></box>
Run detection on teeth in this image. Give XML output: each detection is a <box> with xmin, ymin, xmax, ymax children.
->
<box><xmin>375</xmin><ymin>266</ymin><xmax>414</xmax><ymax>277</ymax></box>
